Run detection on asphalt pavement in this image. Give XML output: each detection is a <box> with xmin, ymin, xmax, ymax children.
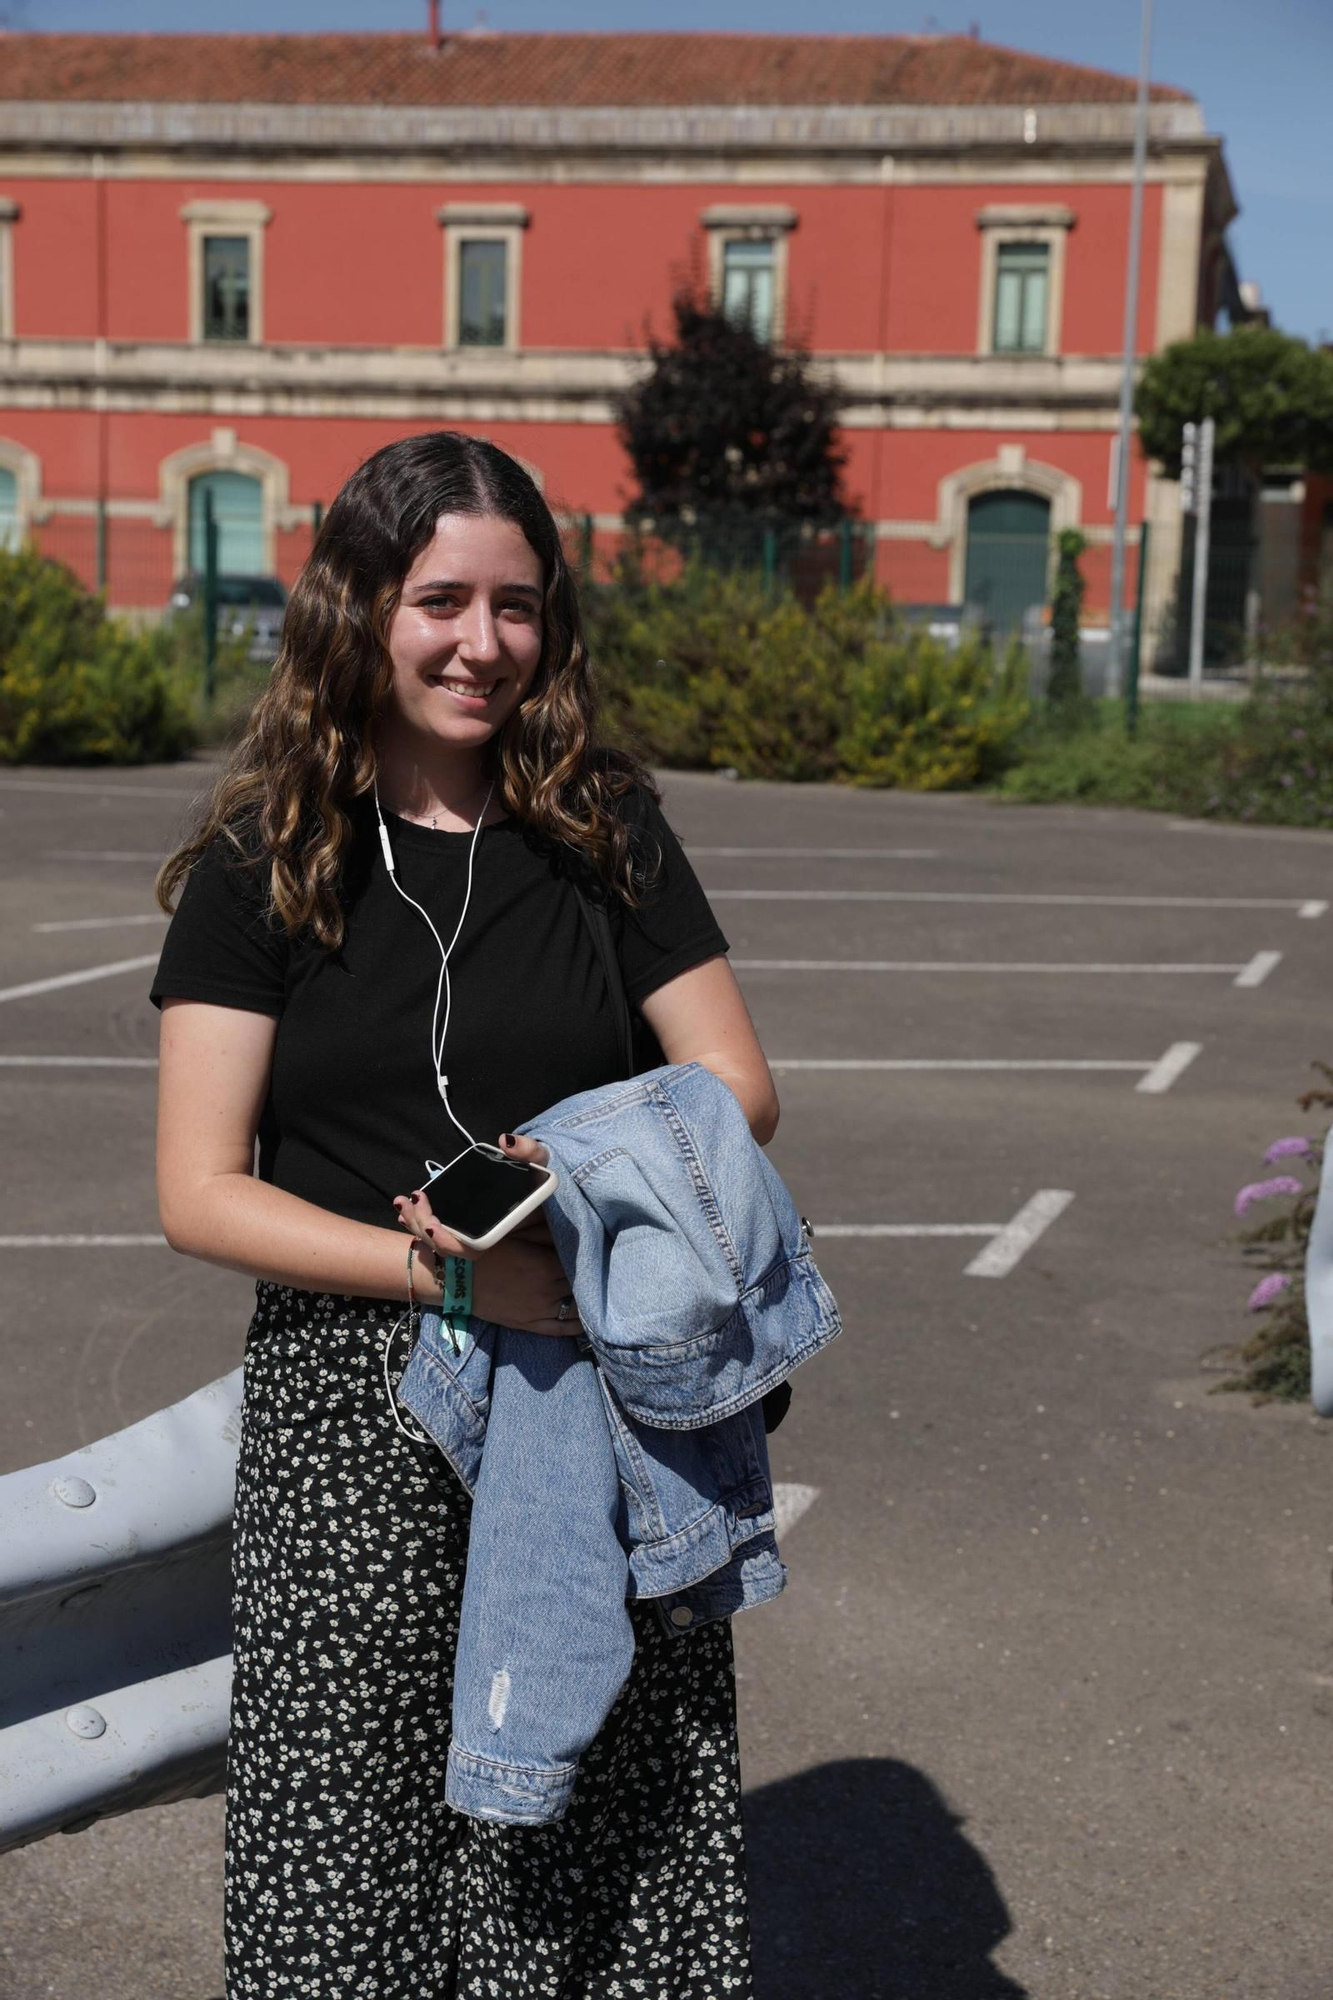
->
<box><xmin>2</xmin><ymin>761</ymin><xmax>1331</xmax><ymax>2000</ymax></box>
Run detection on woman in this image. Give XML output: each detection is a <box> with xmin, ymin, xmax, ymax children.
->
<box><xmin>153</xmin><ymin>430</ymin><xmax>779</xmax><ymax>1999</ymax></box>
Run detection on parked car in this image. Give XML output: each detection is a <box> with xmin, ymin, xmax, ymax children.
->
<box><xmin>167</xmin><ymin>573</ymin><xmax>287</xmax><ymax>664</ymax></box>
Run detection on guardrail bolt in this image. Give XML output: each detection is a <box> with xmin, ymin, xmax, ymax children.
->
<box><xmin>64</xmin><ymin>1705</ymin><xmax>107</xmax><ymax>1740</ymax></box>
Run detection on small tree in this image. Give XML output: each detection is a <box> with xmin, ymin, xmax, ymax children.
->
<box><xmin>1135</xmin><ymin>326</ymin><xmax>1333</xmax><ymax>476</ymax></box>
<box><xmin>1046</xmin><ymin>529</ymin><xmax>1087</xmax><ymax>708</ymax></box>
<box><xmin>614</xmin><ymin>289</ymin><xmax>848</xmax><ymax>542</ymax></box>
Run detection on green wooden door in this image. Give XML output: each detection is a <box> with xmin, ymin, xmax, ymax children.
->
<box><xmin>963</xmin><ymin>489</ymin><xmax>1051</xmax><ymax>635</ymax></box>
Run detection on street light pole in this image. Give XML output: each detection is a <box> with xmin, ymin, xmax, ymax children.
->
<box><xmin>1106</xmin><ymin>0</ymin><xmax>1155</xmax><ymax>703</ymax></box>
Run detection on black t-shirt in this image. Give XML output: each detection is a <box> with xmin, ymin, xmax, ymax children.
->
<box><xmin>150</xmin><ymin>786</ymin><xmax>728</xmax><ymax>1228</ymax></box>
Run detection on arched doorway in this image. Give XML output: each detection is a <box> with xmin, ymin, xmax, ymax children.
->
<box><xmin>0</xmin><ymin>466</ymin><xmax>18</xmax><ymax>553</ymax></box>
<box><xmin>963</xmin><ymin>489</ymin><xmax>1051</xmax><ymax>636</ymax></box>
<box><xmin>187</xmin><ymin>469</ymin><xmax>264</xmax><ymax>576</ymax></box>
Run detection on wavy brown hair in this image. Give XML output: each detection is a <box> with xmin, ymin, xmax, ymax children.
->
<box><xmin>157</xmin><ymin>431</ymin><xmax>653</xmax><ymax>946</ymax></box>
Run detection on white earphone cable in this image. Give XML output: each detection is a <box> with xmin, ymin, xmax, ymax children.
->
<box><xmin>372</xmin><ymin>775</ymin><xmax>495</xmax><ymax>1152</ymax></box>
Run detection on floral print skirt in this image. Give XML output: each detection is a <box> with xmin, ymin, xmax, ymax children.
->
<box><xmin>224</xmin><ymin>1282</ymin><xmax>755</xmax><ymax>2000</ymax></box>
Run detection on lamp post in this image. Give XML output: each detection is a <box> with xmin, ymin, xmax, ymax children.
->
<box><xmin>1107</xmin><ymin>0</ymin><xmax>1155</xmax><ymax>704</ymax></box>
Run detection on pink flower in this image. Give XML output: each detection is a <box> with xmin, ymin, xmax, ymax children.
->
<box><xmin>1247</xmin><ymin>1273</ymin><xmax>1291</xmax><ymax>1311</ymax></box>
<box><xmin>1234</xmin><ymin>1176</ymin><xmax>1304</xmax><ymax>1217</ymax></box>
<box><xmin>1264</xmin><ymin>1137</ymin><xmax>1314</xmax><ymax>1164</ymax></box>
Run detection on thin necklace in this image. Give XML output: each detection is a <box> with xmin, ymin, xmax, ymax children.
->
<box><xmin>391</xmin><ymin>775</ymin><xmax>495</xmax><ymax>833</ymax></box>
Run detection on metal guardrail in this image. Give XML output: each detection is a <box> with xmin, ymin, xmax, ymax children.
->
<box><xmin>0</xmin><ymin>1369</ymin><xmax>242</xmax><ymax>1854</ymax></box>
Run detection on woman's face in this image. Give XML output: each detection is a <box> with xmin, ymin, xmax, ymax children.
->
<box><xmin>384</xmin><ymin>511</ymin><xmax>545</xmax><ymax>754</ymax></box>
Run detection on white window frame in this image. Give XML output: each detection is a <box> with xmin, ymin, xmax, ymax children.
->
<box><xmin>181</xmin><ymin>199</ymin><xmax>272</xmax><ymax>346</ymax></box>
<box><xmin>0</xmin><ymin>197</ymin><xmax>18</xmax><ymax>340</ymax></box>
<box><xmin>976</xmin><ymin>204</ymin><xmax>1075</xmax><ymax>359</ymax></box>
<box><xmin>701</xmin><ymin>204</ymin><xmax>797</xmax><ymax>347</ymax></box>
<box><xmin>437</xmin><ymin>203</ymin><xmax>529</xmax><ymax>352</ymax></box>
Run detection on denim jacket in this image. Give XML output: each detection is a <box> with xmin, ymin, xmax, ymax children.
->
<box><xmin>396</xmin><ymin>1062</ymin><xmax>841</xmax><ymax>1826</ymax></box>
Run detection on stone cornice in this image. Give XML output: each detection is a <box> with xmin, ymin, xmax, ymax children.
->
<box><xmin>0</xmin><ymin>335</ymin><xmax>1130</xmax><ymax>425</ymax></box>
<box><xmin>0</xmin><ymin>97</ymin><xmax>1206</xmax><ymax>157</ymax></box>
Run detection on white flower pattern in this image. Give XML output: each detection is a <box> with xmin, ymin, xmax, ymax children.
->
<box><xmin>224</xmin><ymin>1283</ymin><xmax>755</xmax><ymax>1998</ymax></box>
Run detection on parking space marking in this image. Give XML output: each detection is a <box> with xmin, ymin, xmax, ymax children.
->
<box><xmin>0</xmin><ymin>1055</ymin><xmax>157</xmax><ymax>1068</ymax></box>
<box><xmin>710</xmin><ymin>889</ymin><xmax>1325</xmax><ymax>915</ymax></box>
<box><xmin>0</xmin><ymin>1234</ymin><xmax>167</xmax><ymax>1247</ymax></box>
<box><xmin>33</xmin><ymin>913</ymin><xmax>169</xmax><ymax>934</ymax></box>
<box><xmin>964</xmin><ymin>1189</ymin><xmax>1076</xmax><ymax>1278</ymax></box>
<box><xmin>772</xmin><ymin>1483</ymin><xmax>819</xmax><ymax>1535</ymax></box>
<box><xmin>772</xmin><ymin>1046</ymin><xmax>1202</xmax><ymax>1092</ymax></box>
<box><xmin>818</xmin><ymin>1189</ymin><xmax>1074</xmax><ymax>1276</ymax></box>
<box><xmin>737</xmin><ymin>957</ymin><xmax>1265</xmax><ymax>978</ymax></box>
<box><xmin>1136</xmin><ymin>1041</ymin><xmax>1203</xmax><ymax>1094</ymax></box>
<box><xmin>689</xmin><ymin>846</ymin><xmax>940</xmax><ymax>859</ymax></box>
<box><xmin>47</xmin><ymin>850</ymin><xmax>166</xmax><ymax>863</ymax></box>
<box><xmin>1234</xmin><ymin>950</ymin><xmax>1283</xmax><ymax>988</ymax></box>
<box><xmin>0</xmin><ymin>953</ymin><xmax>161</xmax><ymax>1006</ymax></box>
<box><xmin>0</xmin><ymin>777</ymin><xmax>200</xmax><ymax>801</ymax></box>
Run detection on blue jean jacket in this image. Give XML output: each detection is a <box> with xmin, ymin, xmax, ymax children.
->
<box><xmin>396</xmin><ymin>1063</ymin><xmax>841</xmax><ymax>1826</ymax></box>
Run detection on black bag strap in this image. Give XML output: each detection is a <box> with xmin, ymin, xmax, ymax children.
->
<box><xmin>571</xmin><ymin>878</ymin><xmax>636</xmax><ymax>1080</ymax></box>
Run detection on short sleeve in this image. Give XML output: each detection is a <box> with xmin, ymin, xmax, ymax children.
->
<box><xmin>150</xmin><ymin>835</ymin><xmax>289</xmax><ymax>1017</ymax></box>
<box><xmin>615</xmin><ymin>786</ymin><xmax>729</xmax><ymax>1007</ymax></box>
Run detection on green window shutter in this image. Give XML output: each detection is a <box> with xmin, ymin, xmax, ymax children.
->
<box><xmin>458</xmin><ymin>239</ymin><xmax>508</xmax><ymax>347</ymax></box>
<box><xmin>0</xmin><ymin>467</ymin><xmax>17</xmax><ymax>553</ymax></box>
<box><xmin>993</xmin><ymin>242</ymin><xmax>1049</xmax><ymax>354</ymax></box>
<box><xmin>722</xmin><ymin>239</ymin><xmax>776</xmax><ymax>344</ymax></box>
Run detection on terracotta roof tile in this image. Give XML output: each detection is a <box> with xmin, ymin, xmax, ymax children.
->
<box><xmin>0</xmin><ymin>31</ymin><xmax>1193</xmax><ymax>109</ymax></box>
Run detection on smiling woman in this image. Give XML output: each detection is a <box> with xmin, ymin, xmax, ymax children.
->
<box><xmin>148</xmin><ymin>430</ymin><xmax>775</xmax><ymax>2000</ymax></box>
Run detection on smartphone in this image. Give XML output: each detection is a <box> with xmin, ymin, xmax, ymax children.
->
<box><xmin>419</xmin><ymin>1142</ymin><xmax>558</xmax><ymax>1253</ymax></box>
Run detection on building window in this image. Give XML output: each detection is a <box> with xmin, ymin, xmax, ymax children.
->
<box><xmin>181</xmin><ymin>200</ymin><xmax>271</xmax><ymax>345</ymax></box>
<box><xmin>202</xmin><ymin>236</ymin><xmax>251</xmax><ymax>343</ymax></box>
<box><xmin>0</xmin><ymin>196</ymin><xmax>17</xmax><ymax>340</ymax></box>
<box><xmin>722</xmin><ymin>239</ymin><xmax>777</xmax><ymax>344</ymax></box>
<box><xmin>975</xmin><ymin>204</ymin><xmax>1075</xmax><ymax>359</ymax></box>
<box><xmin>993</xmin><ymin>243</ymin><xmax>1050</xmax><ymax>354</ymax></box>
<box><xmin>458</xmin><ymin>239</ymin><xmax>508</xmax><ymax>348</ymax></box>
<box><xmin>438</xmin><ymin>203</ymin><xmax>529</xmax><ymax>352</ymax></box>
<box><xmin>702</xmin><ymin>204</ymin><xmax>797</xmax><ymax>348</ymax></box>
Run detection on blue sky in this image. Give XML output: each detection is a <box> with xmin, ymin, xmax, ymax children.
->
<box><xmin>9</xmin><ymin>0</ymin><xmax>1331</xmax><ymax>344</ymax></box>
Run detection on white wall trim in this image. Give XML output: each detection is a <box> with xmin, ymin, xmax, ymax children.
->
<box><xmin>0</xmin><ymin>197</ymin><xmax>18</xmax><ymax>341</ymax></box>
<box><xmin>438</xmin><ymin>203</ymin><xmax>528</xmax><ymax>352</ymax></box>
<box><xmin>180</xmin><ymin>198</ymin><xmax>272</xmax><ymax>346</ymax></box>
<box><xmin>938</xmin><ymin>452</ymin><xmax>1082</xmax><ymax>599</ymax></box>
<box><xmin>155</xmin><ymin>429</ymin><xmax>293</xmax><ymax>575</ymax></box>
<box><xmin>975</xmin><ymin>206</ymin><xmax>1073</xmax><ymax>358</ymax></box>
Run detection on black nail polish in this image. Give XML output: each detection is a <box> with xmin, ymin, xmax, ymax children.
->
<box><xmin>501</xmin><ymin>1133</ymin><xmax>515</xmax><ymax>1147</ymax></box>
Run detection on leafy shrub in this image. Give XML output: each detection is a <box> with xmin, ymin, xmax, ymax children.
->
<box><xmin>586</xmin><ymin>558</ymin><xmax>1030</xmax><ymax>788</ymax></box>
<box><xmin>1046</xmin><ymin>529</ymin><xmax>1087</xmax><ymax>711</ymax></box>
<box><xmin>0</xmin><ymin>546</ymin><xmax>195</xmax><ymax>765</ymax></box>
<box><xmin>1000</xmin><ymin>701</ymin><xmax>1240</xmax><ymax>810</ymax></box>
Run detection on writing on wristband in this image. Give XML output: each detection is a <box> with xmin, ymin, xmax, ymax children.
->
<box><xmin>439</xmin><ymin>1251</ymin><xmax>473</xmax><ymax>1356</ymax></box>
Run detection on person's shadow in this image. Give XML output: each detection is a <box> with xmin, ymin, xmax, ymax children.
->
<box><xmin>744</xmin><ymin>1758</ymin><xmax>1029</xmax><ymax>2000</ymax></box>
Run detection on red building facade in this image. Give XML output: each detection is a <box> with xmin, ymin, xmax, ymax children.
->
<box><xmin>0</xmin><ymin>30</ymin><xmax>1241</xmax><ymax>649</ymax></box>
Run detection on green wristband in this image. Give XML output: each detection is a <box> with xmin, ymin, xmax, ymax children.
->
<box><xmin>439</xmin><ymin>1252</ymin><xmax>473</xmax><ymax>1355</ymax></box>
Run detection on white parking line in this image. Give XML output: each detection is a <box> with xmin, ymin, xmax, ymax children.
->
<box><xmin>0</xmin><ymin>1055</ymin><xmax>158</xmax><ymax>1068</ymax></box>
<box><xmin>709</xmin><ymin>889</ymin><xmax>1325</xmax><ymax>914</ymax></box>
<box><xmin>0</xmin><ymin>954</ymin><xmax>161</xmax><ymax>1006</ymax></box>
<box><xmin>690</xmin><ymin>846</ymin><xmax>940</xmax><ymax>859</ymax></box>
<box><xmin>772</xmin><ymin>1484</ymin><xmax>820</xmax><ymax>1535</ymax></box>
<box><xmin>1137</xmin><ymin>1041</ymin><xmax>1203</xmax><ymax>1094</ymax></box>
<box><xmin>33</xmin><ymin>913</ymin><xmax>169</xmax><ymax>933</ymax></box>
<box><xmin>817</xmin><ymin>1188</ymin><xmax>1074</xmax><ymax>1276</ymax></box>
<box><xmin>0</xmin><ymin>1234</ymin><xmax>167</xmax><ymax>1247</ymax></box>
<box><xmin>0</xmin><ymin>777</ymin><xmax>200</xmax><ymax>801</ymax></box>
<box><xmin>1234</xmin><ymin>950</ymin><xmax>1283</xmax><ymax>988</ymax></box>
<box><xmin>964</xmin><ymin>1189</ymin><xmax>1076</xmax><ymax>1278</ymax></box>
<box><xmin>736</xmin><ymin>958</ymin><xmax>1261</xmax><ymax>978</ymax></box>
<box><xmin>772</xmin><ymin>1046</ymin><xmax>1202</xmax><ymax>1092</ymax></box>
